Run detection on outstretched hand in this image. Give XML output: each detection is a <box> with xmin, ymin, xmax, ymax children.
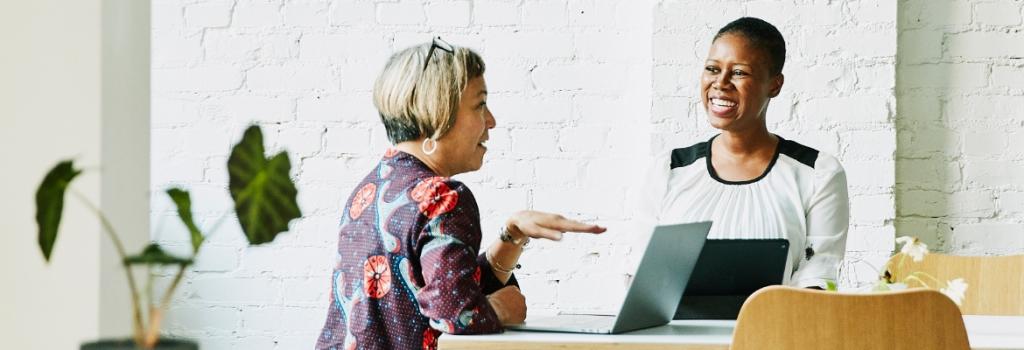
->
<box><xmin>506</xmin><ymin>210</ymin><xmax>606</xmax><ymax>241</ymax></box>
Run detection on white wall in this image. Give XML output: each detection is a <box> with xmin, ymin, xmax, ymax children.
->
<box><xmin>1</xmin><ymin>0</ymin><xmax>150</xmax><ymax>348</ymax></box>
<box><xmin>896</xmin><ymin>0</ymin><xmax>1024</xmax><ymax>254</ymax></box>
<box><xmin>100</xmin><ymin>0</ymin><xmax>154</xmax><ymax>338</ymax></box>
<box><xmin>151</xmin><ymin>1</ymin><xmax>655</xmax><ymax>346</ymax></box>
<box><xmin>1</xmin><ymin>2</ymin><xmax>102</xmax><ymax>347</ymax></box>
<box><xmin>149</xmin><ymin>0</ymin><xmax>1023</xmax><ymax>347</ymax></box>
<box><xmin>652</xmin><ymin>0</ymin><xmax>898</xmax><ymax>288</ymax></box>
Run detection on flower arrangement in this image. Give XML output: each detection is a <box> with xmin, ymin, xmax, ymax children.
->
<box><xmin>874</xmin><ymin>236</ymin><xmax>969</xmax><ymax>306</ymax></box>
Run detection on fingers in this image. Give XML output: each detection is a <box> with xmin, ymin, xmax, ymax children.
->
<box><xmin>531</xmin><ymin>225</ymin><xmax>565</xmax><ymax>241</ymax></box>
<box><xmin>536</xmin><ymin>213</ymin><xmax>606</xmax><ymax>234</ymax></box>
<box><xmin>513</xmin><ymin>220</ymin><xmax>562</xmax><ymax>240</ymax></box>
<box><xmin>547</xmin><ymin>219</ymin><xmax>607</xmax><ymax>234</ymax></box>
<box><xmin>508</xmin><ymin>210</ymin><xmax>607</xmax><ymax>241</ymax></box>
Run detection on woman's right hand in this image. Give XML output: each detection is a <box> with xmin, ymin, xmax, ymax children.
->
<box><xmin>506</xmin><ymin>210</ymin><xmax>607</xmax><ymax>241</ymax></box>
<box><xmin>487</xmin><ymin>285</ymin><xmax>526</xmax><ymax>326</ymax></box>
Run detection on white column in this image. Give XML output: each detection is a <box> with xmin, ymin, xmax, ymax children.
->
<box><xmin>0</xmin><ymin>0</ymin><xmax>150</xmax><ymax>347</ymax></box>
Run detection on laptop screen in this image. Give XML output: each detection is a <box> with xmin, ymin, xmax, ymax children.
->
<box><xmin>674</xmin><ymin>239</ymin><xmax>789</xmax><ymax>319</ymax></box>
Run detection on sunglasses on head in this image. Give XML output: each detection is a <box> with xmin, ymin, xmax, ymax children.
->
<box><xmin>423</xmin><ymin>36</ymin><xmax>454</xmax><ymax>72</ymax></box>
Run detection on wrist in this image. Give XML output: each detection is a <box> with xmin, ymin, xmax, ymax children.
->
<box><xmin>500</xmin><ymin>223</ymin><xmax>529</xmax><ymax>247</ymax></box>
<box><xmin>504</xmin><ymin>220</ymin><xmax>525</xmax><ymax>239</ymax></box>
<box><xmin>486</xmin><ymin>250</ymin><xmax>519</xmax><ymax>274</ymax></box>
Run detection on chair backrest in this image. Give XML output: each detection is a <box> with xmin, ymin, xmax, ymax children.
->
<box><xmin>731</xmin><ymin>286</ymin><xmax>969</xmax><ymax>350</ymax></box>
<box><xmin>887</xmin><ymin>252</ymin><xmax>1024</xmax><ymax>315</ymax></box>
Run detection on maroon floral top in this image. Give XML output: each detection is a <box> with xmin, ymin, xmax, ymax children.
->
<box><xmin>316</xmin><ymin>150</ymin><xmax>517</xmax><ymax>350</ymax></box>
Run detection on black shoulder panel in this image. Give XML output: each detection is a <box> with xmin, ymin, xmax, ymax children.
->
<box><xmin>778</xmin><ymin>138</ymin><xmax>819</xmax><ymax>168</ymax></box>
<box><xmin>670</xmin><ymin>141</ymin><xmax>710</xmax><ymax>169</ymax></box>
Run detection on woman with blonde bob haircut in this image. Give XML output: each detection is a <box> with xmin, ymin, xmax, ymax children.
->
<box><xmin>316</xmin><ymin>38</ymin><xmax>606</xmax><ymax>350</ymax></box>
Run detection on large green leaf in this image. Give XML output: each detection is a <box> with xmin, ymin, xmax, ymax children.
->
<box><xmin>35</xmin><ymin>160</ymin><xmax>82</xmax><ymax>262</ymax></box>
<box><xmin>166</xmin><ymin>188</ymin><xmax>204</xmax><ymax>254</ymax></box>
<box><xmin>124</xmin><ymin>243</ymin><xmax>193</xmax><ymax>266</ymax></box>
<box><xmin>228</xmin><ymin>125</ymin><xmax>302</xmax><ymax>245</ymax></box>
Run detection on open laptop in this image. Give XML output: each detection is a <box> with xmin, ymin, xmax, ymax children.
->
<box><xmin>507</xmin><ymin>221</ymin><xmax>712</xmax><ymax>334</ymax></box>
<box><xmin>674</xmin><ymin>239</ymin><xmax>790</xmax><ymax>320</ymax></box>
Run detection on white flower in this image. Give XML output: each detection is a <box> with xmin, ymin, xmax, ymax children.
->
<box><xmin>940</xmin><ymin>278</ymin><xmax>969</xmax><ymax>306</ymax></box>
<box><xmin>896</xmin><ymin>236</ymin><xmax>928</xmax><ymax>262</ymax></box>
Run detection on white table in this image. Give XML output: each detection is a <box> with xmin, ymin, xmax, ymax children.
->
<box><xmin>439</xmin><ymin>316</ymin><xmax>1024</xmax><ymax>350</ymax></box>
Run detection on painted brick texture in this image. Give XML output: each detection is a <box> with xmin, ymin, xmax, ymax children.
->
<box><xmin>150</xmin><ymin>0</ymin><xmax>1023</xmax><ymax>347</ymax></box>
<box><xmin>896</xmin><ymin>0</ymin><xmax>1024</xmax><ymax>255</ymax></box>
<box><xmin>652</xmin><ymin>0</ymin><xmax>897</xmax><ymax>290</ymax></box>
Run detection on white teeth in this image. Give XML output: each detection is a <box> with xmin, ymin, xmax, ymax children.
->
<box><xmin>711</xmin><ymin>98</ymin><xmax>736</xmax><ymax>107</ymax></box>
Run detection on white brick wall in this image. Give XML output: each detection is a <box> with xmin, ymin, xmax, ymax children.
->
<box><xmin>896</xmin><ymin>0</ymin><xmax>1024</xmax><ymax>255</ymax></box>
<box><xmin>150</xmin><ymin>0</ymin><xmax>1023</xmax><ymax>347</ymax></box>
<box><xmin>652</xmin><ymin>0</ymin><xmax>898</xmax><ymax>288</ymax></box>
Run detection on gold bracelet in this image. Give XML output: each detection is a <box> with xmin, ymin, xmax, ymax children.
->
<box><xmin>487</xmin><ymin>252</ymin><xmax>519</xmax><ymax>274</ymax></box>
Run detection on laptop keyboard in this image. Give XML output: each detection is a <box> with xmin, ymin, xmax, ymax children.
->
<box><xmin>543</xmin><ymin>314</ymin><xmax>617</xmax><ymax>329</ymax></box>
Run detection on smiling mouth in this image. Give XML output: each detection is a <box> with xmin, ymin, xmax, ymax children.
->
<box><xmin>710</xmin><ymin>98</ymin><xmax>736</xmax><ymax>108</ymax></box>
<box><xmin>478</xmin><ymin>139</ymin><xmax>488</xmax><ymax>149</ymax></box>
<box><xmin>708</xmin><ymin>96</ymin><xmax>738</xmax><ymax>116</ymax></box>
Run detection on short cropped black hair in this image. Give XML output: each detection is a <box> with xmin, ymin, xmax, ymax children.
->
<box><xmin>714</xmin><ymin>17</ymin><xmax>786</xmax><ymax>76</ymax></box>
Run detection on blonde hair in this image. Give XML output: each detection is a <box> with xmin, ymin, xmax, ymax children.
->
<box><xmin>373</xmin><ymin>41</ymin><xmax>485</xmax><ymax>144</ymax></box>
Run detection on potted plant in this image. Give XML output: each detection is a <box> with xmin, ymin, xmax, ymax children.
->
<box><xmin>35</xmin><ymin>125</ymin><xmax>302</xmax><ymax>350</ymax></box>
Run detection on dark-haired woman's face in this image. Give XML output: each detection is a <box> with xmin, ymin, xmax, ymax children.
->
<box><xmin>700</xmin><ymin>33</ymin><xmax>783</xmax><ymax>133</ymax></box>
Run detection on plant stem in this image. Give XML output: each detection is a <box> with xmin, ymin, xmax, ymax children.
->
<box><xmin>200</xmin><ymin>214</ymin><xmax>231</xmax><ymax>243</ymax></box>
<box><xmin>146</xmin><ymin>267</ymin><xmax>155</xmax><ymax>312</ymax></box>
<box><xmin>909</xmin><ymin>271</ymin><xmax>943</xmax><ymax>286</ymax></box>
<box><xmin>904</xmin><ymin>275</ymin><xmax>932</xmax><ymax>289</ymax></box>
<box><xmin>144</xmin><ymin>306</ymin><xmax>164</xmax><ymax>350</ymax></box>
<box><xmin>145</xmin><ymin>264</ymin><xmax>187</xmax><ymax>348</ymax></box>
<box><xmin>159</xmin><ymin>265</ymin><xmax>188</xmax><ymax>315</ymax></box>
<box><xmin>142</xmin><ymin>211</ymin><xmax>223</xmax><ymax>346</ymax></box>
<box><xmin>70</xmin><ymin>189</ymin><xmax>146</xmax><ymax>345</ymax></box>
<box><xmin>145</xmin><ymin>266</ymin><xmax>156</xmax><ymax>348</ymax></box>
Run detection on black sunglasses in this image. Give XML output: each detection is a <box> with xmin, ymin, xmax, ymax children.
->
<box><xmin>423</xmin><ymin>36</ymin><xmax>454</xmax><ymax>72</ymax></box>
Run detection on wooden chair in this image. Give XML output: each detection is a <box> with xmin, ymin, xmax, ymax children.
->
<box><xmin>731</xmin><ymin>286</ymin><xmax>969</xmax><ymax>350</ymax></box>
<box><xmin>886</xmin><ymin>252</ymin><xmax>1024</xmax><ymax>315</ymax></box>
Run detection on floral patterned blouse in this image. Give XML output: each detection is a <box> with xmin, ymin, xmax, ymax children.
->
<box><xmin>316</xmin><ymin>150</ymin><xmax>517</xmax><ymax>350</ymax></box>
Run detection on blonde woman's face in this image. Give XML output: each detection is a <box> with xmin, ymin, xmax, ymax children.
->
<box><xmin>437</xmin><ymin>76</ymin><xmax>495</xmax><ymax>175</ymax></box>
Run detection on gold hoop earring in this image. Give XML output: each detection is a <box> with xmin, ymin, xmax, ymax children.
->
<box><xmin>421</xmin><ymin>138</ymin><xmax>438</xmax><ymax>155</ymax></box>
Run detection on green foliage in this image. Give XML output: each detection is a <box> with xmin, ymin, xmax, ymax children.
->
<box><xmin>34</xmin><ymin>125</ymin><xmax>302</xmax><ymax>263</ymax></box>
<box><xmin>32</xmin><ymin>124</ymin><xmax>303</xmax><ymax>348</ymax></box>
<box><xmin>35</xmin><ymin>160</ymin><xmax>82</xmax><ymax>262</ymax></box>
<box><xmin>227</xmin><ymin>125</ymin><xmax>302</xmax><ymax>245</ymax></box>
<box><xmin>124</xmin><ymin>243</ymin><xmax>193</xmax><ymax>266</ymax></box>
<box><xmin>166</xmin><ymin>188</ymin><xmax>204</xmax><ymax>253</ymax></box>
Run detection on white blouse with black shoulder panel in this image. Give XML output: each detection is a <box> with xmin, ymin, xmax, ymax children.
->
<box><xmin>637</xmin><ymin>134</ymin><xmax>850</xmax><ymax>289</ymax></box>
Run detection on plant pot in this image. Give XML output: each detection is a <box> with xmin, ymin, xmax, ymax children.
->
<box><xmin>81</xmin><ymin>338</ymin><xmax>198</xmax><ymax>350</ymax></box>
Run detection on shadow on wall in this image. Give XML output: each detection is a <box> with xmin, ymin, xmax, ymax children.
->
<box><xmin>895</xmin><ymin>0</ymin><xmax>958</xmax><ymax>251</ymax></box>
<box><xmin>895</xmin><ymin>0</ymin><xmax>1023</xmax><ymax>254</ymax></box>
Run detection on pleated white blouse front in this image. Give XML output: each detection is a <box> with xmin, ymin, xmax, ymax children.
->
<box><xmin>637</xmin><ymin>135</ymin><xmax>850</xmax><ymax>288</ymax></box>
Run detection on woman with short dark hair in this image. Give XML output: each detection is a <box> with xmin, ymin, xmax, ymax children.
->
<box><xmin>315</xmin><ymin>38</ymin><xmax>606</xmax><ymax>350</ymax></box>
<box><xmin>639</xmin><ymin>17</ymin><xmax>850</xmax><ymax>289</ymax></box>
